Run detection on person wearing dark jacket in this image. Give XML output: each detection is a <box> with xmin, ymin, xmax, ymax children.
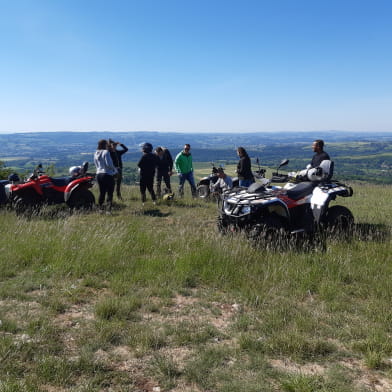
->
<box><xmin>138</xmin><ymin>143</ymin><xmax>159</xmax><ymax>204</ymax></box>
<box><xmin>109</xmin><ymin>139</ymin><xmax>128</xmax><ymax>200</ymax></box>
<box><xmin>155</xmin><ymin>146</ymin><xmax>173</xmax><ymax>197</ymax></box>
<box><xmin>236</xmin><ymin>147</ymin><xmax>254</xmax><ymax>187</ymax></box>
<box><xmin>310</xmin><ymin>139</ymin><xmax>330</xmax><ymax>168</ymax></box>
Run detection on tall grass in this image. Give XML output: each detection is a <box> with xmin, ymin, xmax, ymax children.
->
<box><xmin>0</xmin><ymin>182</ymin><xmax>391</xmax><ymax>391</ymax></box>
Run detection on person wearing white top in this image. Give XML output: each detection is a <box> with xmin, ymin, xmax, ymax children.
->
<box><xmin>94</xmin><ymin>139</ymin><xmax>117</xmax><ymax>210</ymax></box>
<box><xmin>213</xmin><ymin>168</ymin><xmax>233</xmax><ymax>193</ymax></box>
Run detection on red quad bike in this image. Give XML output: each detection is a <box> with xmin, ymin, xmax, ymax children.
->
<box><xmin>7</xmin><ymin>162</ymin><xmax>95</xmax><ymax>215</ymax></box>
<box><xmin>217</xmin><ymin>159</ymin><xmax>354</xmax><ymax>249</ymax></box>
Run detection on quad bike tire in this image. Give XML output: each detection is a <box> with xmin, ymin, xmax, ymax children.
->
<box><xmin>248</xmin><ymin>215</ymin><xmax>287</xmax><ymax>250</ymax></box>
<box><xmin>13</xmin><ymin>192</ymin><xmax>42</xmax><ymax>216</ymax></box>
<box><xmin>197</xmin><ymin>184</ymin><xmax>210</xmax><ymax>199</ymax></box>
<box><xmin>323</xmin><ymin>205</ymin><xmax>354</xmax><ymax>236</ymax></box>
<box><xmin>217</xmin><ymin>214</ymin><xmax>230</xmax><ymax>235</ymax></box>
<box><xmin>67</xmin><ymin>189</ymin><xmax>95</xmax><ymax>210</ymax></box>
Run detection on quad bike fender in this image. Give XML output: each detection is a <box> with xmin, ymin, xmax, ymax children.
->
<box><xmin>64</xmin><ymin>179</ymin><xmax>92</xmax><ymax>202</ymax></box>
<box><xmin>310</xmin><ymin>187</ymin><xmax>332</xmax><ymax>223</ymax></box>
<box><xmin>262</xmin><ymin>199</ymin><xmax>290</xmax><ymax>221</ymax></box>
<box><xmin>197</xmin><ymin>177</ymin><xmax>210</xmax><ymax>186</ymax></box>
<box><xmin>11</xmin><ymin>181</ymin><xmax>43</xmax><ymax>196</ymax></box>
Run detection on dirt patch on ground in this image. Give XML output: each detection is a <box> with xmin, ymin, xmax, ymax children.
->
<box><xmin>5</xmin><ymin>287</ymin><xmax>392</xmax><ymax>391</ymax></box>
<box><xmin>270</xmin><ymin>358</ymin><xmax>326</xmax><ymax>375</ymax></box>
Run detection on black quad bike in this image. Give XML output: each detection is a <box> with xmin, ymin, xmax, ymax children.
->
<box><xmin>197</xmin><ymin>159</ymin><xmax>266</xmax><ymax>200</ymax></box>
<box><xmin>196</xmin><ymin>165</ymin><xmax>220</xmax><ymax>199</ymax></box>
<box><xmin>217</xmin><ymin>159</ymin><xmax>354</xmax><ymax>248</ymax></box>
<box><xmin>6</xmin><ymin>162</ymin><xmax>95</xmax><ymax>215</ymax></box>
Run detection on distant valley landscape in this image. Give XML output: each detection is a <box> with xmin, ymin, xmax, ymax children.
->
<box><xmin>1</xmin><ymin>131</ymin><xmax>392</xmax><ymax>183</ymax></box>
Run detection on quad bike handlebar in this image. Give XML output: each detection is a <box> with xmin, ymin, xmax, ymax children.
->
<box><xmin>271</xmin><ymin>173</ymin><xmax>288</xmax><ymax>183</ymax></box>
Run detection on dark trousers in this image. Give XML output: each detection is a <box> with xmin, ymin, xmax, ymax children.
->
<box><xmin>97</xmin><ymin>173</ymin><xmax>115</xmax><ymax>207</ymax></box>
<box><xmin>156</xmin><ymin>171</ymin><xmax>171</xmax><ymax>196</ymax></box>
<box><xmin>140</xmin><ymin>177</ymin><xmax>156</xmax><ymax>202</ymax></box>
<box><xmin>115</xmin><ymin>168</ymin><xmax>123</xmax><ymax>197</ymax></box>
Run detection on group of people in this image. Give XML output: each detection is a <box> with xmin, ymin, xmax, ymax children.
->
<box><xmin>138</xmin><ymin>143</ymin><xmax>197</xmax><ymax>204</ymax></box>
<box><xmin>94</xmin><ymin>137</ymin><xmax>330</xmax><ymax>209</ymax></box>
<box><xmin>93</xmin><ymin>140</ymin><xmax>199</xmax><ymax>208</ymax></box>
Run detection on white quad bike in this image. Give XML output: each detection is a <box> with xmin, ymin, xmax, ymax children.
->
<box><xmin>217</xmin><ymin>159</ymin><xmax>354</xmax><ymax>247</ymax></box>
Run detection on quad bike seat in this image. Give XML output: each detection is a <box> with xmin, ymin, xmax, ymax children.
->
<box><xmin>247</xmin><ymin>182</ymin><xmax>266</xmax><ymax>193</ymax></box>
<box><xmin>49</xmin><ymin>177</ymin><xmax>73</xmax><ymax>187</ymax></box>
<box><xmin>286</xmin><ymin>182</ymin><xmax>315</xmax><ymax>200</ymax></box>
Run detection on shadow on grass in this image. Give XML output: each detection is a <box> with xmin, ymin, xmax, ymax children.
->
<box><xmin>244</xmin><ymin>222</ymin><xmax>391</xmax><ymax>254</ymax></box>
<box><xmin>172</xmin><ymin>200</ymin><xmax>213</xmax><ymax>209</ymax></box>
<box><xmin>141</xmin><ymin>209</ymin><xmax>172</xmax><ymax>217</ymax></box>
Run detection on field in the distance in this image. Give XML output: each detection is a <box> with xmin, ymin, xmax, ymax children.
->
<box><xmin>0</xmin><ymin>181</ymin><xmax>391</xmax><ymax>391</ymax></box>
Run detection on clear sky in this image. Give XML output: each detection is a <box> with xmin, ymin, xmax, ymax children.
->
<box><xmin>0</xmin><ymin>0</ymin><xmax>391</xmax><ymax>133</ymax></box>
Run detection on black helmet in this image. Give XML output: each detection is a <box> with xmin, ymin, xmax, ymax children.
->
<box><xmin>8</xmin><ymin>173</ymin><xmax>20</xmax><ymax>182</ymax></box>
<box><xmin>141</xmin><ymin>142</ymin><xmax>153</xmax><ymax>153</ymax></box>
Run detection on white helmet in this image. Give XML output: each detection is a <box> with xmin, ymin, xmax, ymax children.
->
<box><xmin>307</xmin><ymin>167</ymin><xmax>324</xmax><ymax>181</ymax></box>
<box><xmin>69</xmin><ymin>166</ymin><xmax>82</xmax><ymax>177</ymax></box>
<box><xmin>307</xmin><ymin>160</ymin><xmax>334</xmax><ymax>181</ymax></box>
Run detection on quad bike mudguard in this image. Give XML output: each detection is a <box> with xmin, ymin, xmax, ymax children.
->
<box><xmin>64</xmin><ymin>177</ymin><xmax>93</xmax><ymax>203</ymax></box>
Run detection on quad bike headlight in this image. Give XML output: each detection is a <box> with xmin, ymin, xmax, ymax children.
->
<box><xmin>241</xmin><ymin>205</ymin><xmax>251</xmax><ymax>215</ymax></box>
<box><xmin>223</xmin><ymin>201</ymin><xmax>232</xmax><ymax>214</ymax></box>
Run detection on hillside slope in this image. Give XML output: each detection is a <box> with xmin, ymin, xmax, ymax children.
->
<box><xmin>0</xmin><ymin>183</ymin><xmax>391</xmax><ymax>391</ymax></box>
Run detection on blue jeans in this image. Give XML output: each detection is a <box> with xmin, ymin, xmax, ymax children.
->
<box><xmin>239</xmin><ymin>179</ymin><xmax>254</xmax><ymax>187</ymax></box>
<box><xmin>178</xmin><ymin>171</ymin><xmax>196</xmax><ymax>196</ymax></box>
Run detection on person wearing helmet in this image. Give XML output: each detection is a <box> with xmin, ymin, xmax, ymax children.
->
<box><xmin>174</xmin><ymin>144</ymin><xmax>196</xmax><ymax>197</ymax></box>
<box><xmin>310</xmin><ymin>140</ymin><xmax>330</xmax><ymax>168</ymax></box>
<box><xmin>94</xmin><ymin>139</ymin><xmax>118</xmax><ymax>210</ymax></box>
<box><xmin>137</xmin><ymin>143</ymin><xmax>159</xmax><ymax>205</ymax></box>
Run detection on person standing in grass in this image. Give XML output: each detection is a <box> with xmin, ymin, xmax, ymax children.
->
<box><xmin>174</xmin><ymin>144</ymin><xmax>196</xmax><ymax>197</ymax></box>
<box><xmin>94</xmin><ymin>139</ymin><xmax>117</xmax><ymax>210</ymax></box>
<box><xmin>236</xmin><ymin>147</ymin><xmax>254</xmax><ymax>187</ymax></box>
<box><xmin>155</xmin><ymin>146</ymin><xmax>173</xmax><ymax>197</ymax></box>
<box><xmin>310</xmin><ymin>139</ymin><xmax>330</xmax><ymax>168</ymax></box>
<box><xmin>109</xmin><ymin>139</ymin><xmax>128</xmax><ymax>200</ymax></box>
<box><xmin>138</xmin><ymin>142</ymin><xmax>158</xmax><ymax>205</ymax></box>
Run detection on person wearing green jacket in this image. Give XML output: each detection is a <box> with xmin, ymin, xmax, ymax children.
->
<box><xmin>174</xmin><ymin>144</ymin><xmax>196</xmax><ymax>197</ymax></box>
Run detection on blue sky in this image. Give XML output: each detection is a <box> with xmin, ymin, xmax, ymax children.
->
<box><xmin>0</xmin><ymin>0</ymin><xmax>391</xmax><ymax>133</ymax></box>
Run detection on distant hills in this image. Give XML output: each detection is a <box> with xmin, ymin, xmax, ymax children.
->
<box><xmin>1</xmin><ymin>130</ymin><xmax>392</xmax><ymax>151</ymax></box>
<box><xmin>1</xmin><ymin>131</ymin><xmax>392</xmax><ymax>183</ymax></box>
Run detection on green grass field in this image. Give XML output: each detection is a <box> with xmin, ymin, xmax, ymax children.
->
<box><xmin>0</xmin><ymin>179</ymin><xmax>391</xmax><ymax>391</ymax></box>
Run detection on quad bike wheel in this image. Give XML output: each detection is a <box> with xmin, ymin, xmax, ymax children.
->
<box><xmin>248</xmin><ymin>215</ymin><xmax>287</xmax><ymax>250</ymax></box>
<box><xmin>13</xmin><ymin>193</ymin><xmax>42</xmax><ymax>216</ymax></box>
<box><xmin>217</xmin><ymin>214</ymin><xmax>230</xmax><ymax>234</ymax></box>
<box><xmin>67</xmin><ymin>189</ymin><xmax>95</xmax><ymax>210</ymax></box>
<box><xmin>323</xmin><ymin>205</ymin><xmax>354</xmax><ymax>236</ymax></box>
<box><xmin>197</xmin><ymin>184</ymin><xmax>210</xmax><ymax>199</ymax></box>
